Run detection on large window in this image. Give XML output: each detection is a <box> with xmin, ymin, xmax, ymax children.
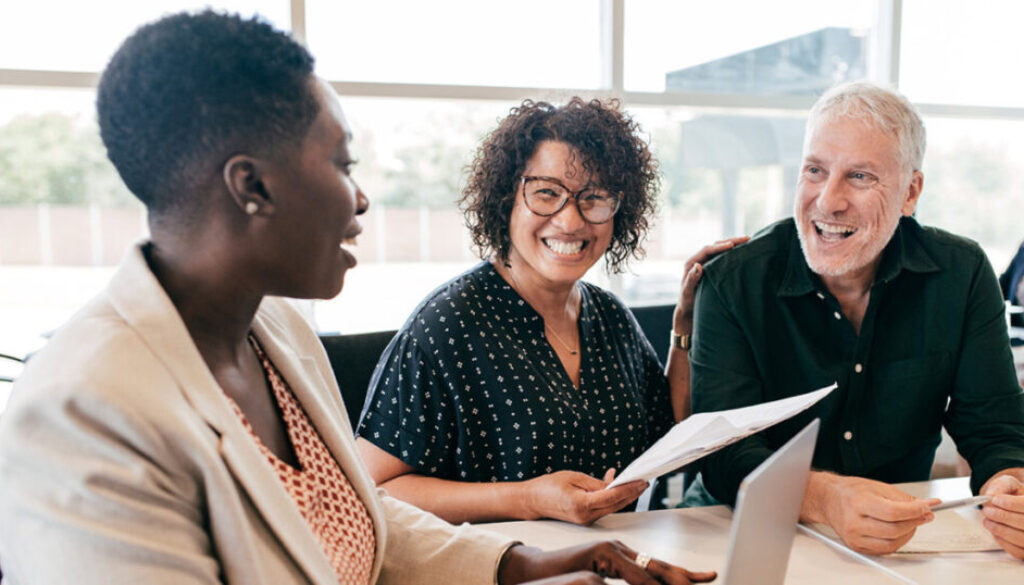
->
<box><xmin>2</xmin><ymin>0</ymin><xmax>1023</xmax><ymax>366</ymax></box>
<box><xmin>0</xmin><ymin>1</ymin><xmax>290</xmax><ymax>71</ymax></box>
<box><xmin>900</xmin><ymin>0</ymin><xmax>1024</xmax><ymax>108</ymax></box>
<box><xmin>314</xmin><ymin>96</ymin><xmax>515</xmax><ymax>334</ymax></box>
<box><xmin>307</xmin><ymin>0</ymin><xmax>603</xmax><ymax>88</ymax></box>
<box><xmin>917</xmin><ymin>117</ymin><xmax>1024</xmax><ymax>268</ymax></box>
<box><xmin>624</xmin><ymin>1</ymin><xmax>877</xmax><ymax>94</ymax></box>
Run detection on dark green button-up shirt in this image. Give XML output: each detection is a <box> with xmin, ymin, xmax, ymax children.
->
<box><xmin>692</xmin><ymin>217</ymin><xmax>1024</xmax><ymax>505</ymax></box>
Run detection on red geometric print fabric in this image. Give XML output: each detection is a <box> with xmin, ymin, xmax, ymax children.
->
<box><xmin>229</xmin><ymin>335</ymin><xmax>376</xmax><ymax>585</ymax></box>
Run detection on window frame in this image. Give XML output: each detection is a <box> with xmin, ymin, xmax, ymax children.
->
<box><xmin>1</xmin><ymin>0</ymin><xmax>1020</xmax><ymax>120</ymax></box>
<box><xmin>2</xmin><ymin>0</ymin><xmax>1022</xmax><ymax>307</ymax></box>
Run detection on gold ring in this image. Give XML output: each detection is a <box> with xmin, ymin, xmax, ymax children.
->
<box><xmin>635</xmin><ymin>552</ymin><xmax>652</xmax><ymax>570</ymax></box>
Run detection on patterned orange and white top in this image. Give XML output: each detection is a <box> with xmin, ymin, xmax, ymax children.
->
<box><xmin>227</xmin><ymin>335</ymin><xmax>376</xmax><ymax>585</ymax></box>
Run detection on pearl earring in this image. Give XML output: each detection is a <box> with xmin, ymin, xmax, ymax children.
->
<box><xmin>245</xmin><ymin>201</ymin><xmax>259</xmax><ymax>215</ymax></box>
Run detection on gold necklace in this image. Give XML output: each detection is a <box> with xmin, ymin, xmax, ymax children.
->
<box><xmin>503</xmin><ymin>262</ymin><xmax>579</xmax><ymax>356</ymax></box>
<box><xmin>545</xmin><ymin>323</ymin><xmax>579</xmax><ymax>355</ymax></box>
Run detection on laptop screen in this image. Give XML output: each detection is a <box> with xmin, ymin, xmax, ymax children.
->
<box><xmin>722</xmin><ymin>418</ymin><xmax>820</xmax><ymax>585</ymax></box>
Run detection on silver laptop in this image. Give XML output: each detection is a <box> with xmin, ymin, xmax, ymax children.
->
<box><xmin>721</xmin><ymin>418</ymin><xmax>820</xmax><ymax>585</ymax></box>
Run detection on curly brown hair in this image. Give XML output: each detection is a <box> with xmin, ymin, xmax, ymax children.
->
<box><xmin>460</xmin><ymin>97</ymin><xmax>660</xmax><ymax>273</ymax></box>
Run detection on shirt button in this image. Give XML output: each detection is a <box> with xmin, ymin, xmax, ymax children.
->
<box><xmin>816</xmin><ymin>291</ymin><xmax>826</xmax><ymax>300</ymax></box>
<box><xmin>854</xmin><ymin>363</ymin><xmax>863</xmax><ymax>373</ymax></box>
<box><xmin>833</xmin><ymin>311</ymin><xmax>842</xmax><ymax>320</ymax></box>
<box><xmin>843</xmin><ymin>431</ymin><xmax>853</xmax><ymax>441</ymax></box>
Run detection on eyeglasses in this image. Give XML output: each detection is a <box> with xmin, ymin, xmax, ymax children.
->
<box><xmin>520</xmin><ymin>176</ymin><xmax>621</xmax><ymax>225</ymax></box>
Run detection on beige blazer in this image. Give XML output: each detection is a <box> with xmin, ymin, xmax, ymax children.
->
<box><xmin>0</xmin><ymin>244</ymin><xmax>512</xmax><ymax>585</ymax></box>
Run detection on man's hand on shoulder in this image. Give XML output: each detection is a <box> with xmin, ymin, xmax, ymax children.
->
<box><xmin>674</xmin><ymin>236</ymin><xmax>750</xmax><ymax>335</ymax></box>
<box><xmin>980</xmin><ymin>468</ymin><xmax>1024</xmax><ymax>559</ymax></box>
<box><xmin>801</xmin><ymin>471</ymin><xmax>938</xmax><ymax>555</ymax></box>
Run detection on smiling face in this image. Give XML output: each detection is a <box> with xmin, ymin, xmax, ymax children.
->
<box><xmin>506</xmin><ymin>140</ymin><xmax>614</xmax><ymax>290</ymax></box>
<box><xmin>261</xmin><ymin>78</ymin><xmax>368</xmax><ymax>299</ymax></box>
<box><xmin>795</xmin><ymin>115</ymin><xmax>922</xmax><ymax>287</ymax></box>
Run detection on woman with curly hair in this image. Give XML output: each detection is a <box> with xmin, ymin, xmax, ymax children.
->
<box><xmin>356</xmin><ymin>98</ymin><xmax>745</xmax><ymax>525</ymax></box>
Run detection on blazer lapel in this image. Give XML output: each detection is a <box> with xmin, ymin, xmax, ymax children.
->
<box><xmin>253</xmin><ymin>304</ymin><xmax>389</xmax><ymax>581</ymax></box>
<box><xmin>105</xmin><ymin>245</ymin><xmax>338</xmax><ymax>585</ymax></box>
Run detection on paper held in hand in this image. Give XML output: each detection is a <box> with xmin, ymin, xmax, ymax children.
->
<box><xmin>607</xmin><ymin>383</ymin><xmax>837</xmax><ymax>489</ymax></box>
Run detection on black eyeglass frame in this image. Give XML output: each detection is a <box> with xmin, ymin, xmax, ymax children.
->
<box><xmin>519</xmin><ymin>175</ymin><xmax>621</xmax><ymax>225</ymax></box>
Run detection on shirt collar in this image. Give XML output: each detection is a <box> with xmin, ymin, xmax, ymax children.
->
<box><xmin>875</xmin><ymin>216</ymin><xmax>941</xmax><ymax>282</ymax></box>
<box><xmin>778</xmin><ymin>216</ymin><xmax>940</xmax><ymax>298</ymax></box>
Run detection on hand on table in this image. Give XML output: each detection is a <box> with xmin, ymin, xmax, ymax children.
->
<box><xmin>523</xmin><ymin>469</ymin><xmax>647</xmax><ymax>525</ymax></box>
<box><xmin>674</xmin><ymin>237</ymin><xmax>749</xmax><ymax>334</ymax></box>
<box><xmin>980</xmin><ymin>472</ymin><xmax>1024</xmax><ymax>559</ymax></box>
<box><xmin>499</xmin><ymin>541</ymin><xmax>717</xmax><ymax>585</ymax></box>
<box><xmin>807</xmin><ymin>473</ymin><xmax>938</xmax><ymax>555</ymax></box>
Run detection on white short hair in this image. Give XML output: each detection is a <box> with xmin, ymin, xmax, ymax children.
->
<box><xmin>805</xmin><ymin>81</ymin><xmax>926</xmax><ymax>172</ymax></box>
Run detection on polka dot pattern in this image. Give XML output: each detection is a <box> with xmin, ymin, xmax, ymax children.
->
<box><xmin>229</xmin><ymin>336</ymin><xmax>376</xmax><ymax>585</ymax></box>
<box><xmin>357</xmin><ymin>262</ymin><xmax>672</xmax><ymax>484</ymax></box>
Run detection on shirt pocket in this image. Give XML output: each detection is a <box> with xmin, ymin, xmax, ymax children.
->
<box><xmin>869</xmin><ymin>352</ymin><xmax>952</xmax><ymax>449</ymax></box>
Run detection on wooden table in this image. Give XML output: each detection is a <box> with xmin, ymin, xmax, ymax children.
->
<box><xmin>476</xmin><ymin>477</ymin><xmax>1021</xmax><ymax>584</ymax></box>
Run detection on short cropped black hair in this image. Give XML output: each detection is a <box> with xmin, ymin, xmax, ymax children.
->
<box><xmin>460</xmin><ymin>98</ymin><xmax>659</xmax><ymax>273</ymax></box>
<box><xmin>97</xmin><ymin>10</ymin><xmax>318</xmax><ymax>215</ymax></box>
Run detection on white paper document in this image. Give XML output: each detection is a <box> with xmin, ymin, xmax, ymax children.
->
<box><xmin>898</xmin><ymin>507</ymin><xmax>1001</xmax><ymax>553</ymax></box>
<box><xmin>809</xmin><ymin>506</ymin><xmax>1000</xmax><ymax>554</ymax></box>
<box><xmin>607</xmin><ymin>383</ymin><xmax>837</xmax><ymax>488</ymax></box>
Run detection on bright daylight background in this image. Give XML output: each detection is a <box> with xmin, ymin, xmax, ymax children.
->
<box><xmin>2</xmin><ymin>1</ymin><xmax>1024</xmax><ymax>409</ymax></box>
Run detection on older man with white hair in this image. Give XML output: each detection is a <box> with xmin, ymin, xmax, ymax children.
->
<box><xmin>689</xmin><ymin>81</ymin><xmax>1024</xmax><ymax>557</ymax></box>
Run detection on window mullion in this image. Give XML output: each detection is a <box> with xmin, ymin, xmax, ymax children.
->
<box><xmin>599</xmin><ymin>0</ymin><xmax>624</xmax><ymax>97</ymax></box>
<box><xmin>290</xmin><ymin>0</ymin><xmax>307</xmax><ymax>44</ymax></box>
<box><xmin>870</xmin><ymin>0</ymin><xmax>903</xmax><ymax>86</ymax></box>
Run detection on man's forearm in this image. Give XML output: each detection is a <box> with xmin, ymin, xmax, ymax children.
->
<box><xmin>799</xmin><ymin>470</ymin><xmax>839</xmax><ymax>524</ymax></box>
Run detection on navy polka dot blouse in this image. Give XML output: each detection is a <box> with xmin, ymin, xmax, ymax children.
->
<box><xmin>356</xmin><ymin>262</ymin><xmax>672</xmax><ymax>483</ymax></box>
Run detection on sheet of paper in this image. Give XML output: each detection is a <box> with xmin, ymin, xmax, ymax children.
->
<box><xmin>607</xmin><ymin>383</ymin><xmax>837</xmax><ymax>488</ymax></box>
<box><xmin>898</xmin><ymin>508</ymin><xmax>1001</xmax><ymax>553</ymax></box>
<box><xmin>808</xmin><ymin>507</ymin><xmax>1000</xmax><ymax>554</ymax></box>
